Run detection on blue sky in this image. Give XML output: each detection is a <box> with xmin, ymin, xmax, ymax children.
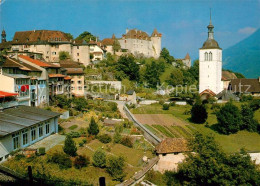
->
<box><xmin>0</xmin><ymin>0</ymin><xmax>259</xmax><ymax>60</ymax></box>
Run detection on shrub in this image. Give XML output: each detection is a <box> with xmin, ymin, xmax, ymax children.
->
<box><xmin>122</xmin><ymin>120</ymin><xmax>133</xmax><ymax>128</ymax></box>
<box><xmin>113</xmin><ymin>132</ymin><xmax>122</xmax><ymax>144</ymax></box>
<box><xmin>79</xmin><ymin>142</ymin><xmax>84</xmax><ymax>147</ymax></box>
<box><xmin>162</xmin><ymin>103</ymin><xmax>170</xmax><ymax>110</ymax></box>
<box><xmin>191</xmin><ymin>103</ymin><xmax>208</xmax><ymax>124</ymax></box>
<box><xmin>108</xmin><ymin>102</ymin><xmax>118</xmax><ymax>112</ymax></box>
<box><xmin>249</xmin><ymin>99</ymin><xmax>260</xmax><ymax>111</ymax></box>
<box><xmin>68</xmin><ymin>131</ymin><xmax>81</xmax><ymax>138</ymax></box>
<box><xmin>216</xmin><ymin>102</ymin><xmax>242</xmax><ymax>134</ymax></box>
<box><xmin>240</xmin><ymin>94</ymin><xmax>253</xmax><ymax>102</ymax></box>
<box><xmin>159</xmin><ymin>100</ymin><xmax>165</xmax><ymax>105</ymax></box>
<box><xmin>48</xmin><ymin>152</ymin><xmax>72</xmax><ymax>169</ymax></box>
<box><xmin>98</xmin><ymin>134</ymin><xmax>112</xmax><ymax>144</ymax></box>
<box><xmin>63</xmin><ymin>135</ymin><xmax>77</xmax><ymax>157</ymax></box>
<box><xmin>82</xmin><ymin>138</ymin><xmax>87</xmax><ymax>144</ymax></box>
<box><xmin>74</xmin><ymin>155</ymin><xmax>90</xmax><ymax>169</ymax></box>
<box><xmin>241</xmin><ymin>104</ymin><xmax>259</xmax><ymax>132</ymax></box>
<box><xmin>120</xmin><ymin>136</ymin><xmax>133</xmax><ymax>148</ymax></box>
<box><xmin>38</xmin><ymin>147</ymin><xmax>45</xmax><ymax>155</ymax></box>
<box><xmin>92</xmin><ymin>150</ymin><xmax>106</xmax><ymax>168</ymax></box>
<box><xmin>14</xmin><ymin>154</ymin><xmax>25</xmax><ymax>161</ymax></box>
<box><xmin>88</xmin><ymin>117</ymin><xmax>99</xmax><ymax>136</ymax></box>
<box><xmin>115</xmin><ymin>124</ymin><xmax>124</xmax><ymax>133</ymax></box>
<box><xmin>169</xmin><ymin>102</ymin><xmax>176</xmax><ymax>106</ymax></box>
<box><xmin>106</xmin><ymin>156</ymin><xmax>126</xmax><ymax>182</ymax></box>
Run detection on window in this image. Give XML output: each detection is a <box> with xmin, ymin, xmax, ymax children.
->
<box><xmin>55</xmin><ymin>45</ymin><xmax>59</xmax><ymax>49</ymax></box>
<box><xmin>39</xmin><ymin>124</ymin><xmax>43</xmax><ymax>137</ymax></box>
<box><xmin>22</xmin><ymin>130</ymin><xmax>28</xmax><ymax>146</ymax></box>
<box><xmin>77</xmin><ymin>59</ymin><xmax>79</xmax><ymax>62</ymax></box>
<box><xmin>77</xmin><ymin>46</ymin><xmax>79</xmax><ymax>49</ymax></box>
<box><xmin>12</xmin><ymin>132</ymin><xmax>20</xmax><ymax>150</ymax></box>
<box><xmin>77</xmin><ymin>53</ymin><xmax>79</xmax><ymax>56</ymax></box>
<box><xmin>78</xmin><ymin>86</ymin><xmax>82</xmax><ymax>90</ymax></box>
<box><xmin>204</xmin><ymin>52</ymin><xmax>208</xmax><ymax>61</ymax></box>
<box><xmin>71</xmin><ymin>86</ymin><xmax>74</xmax><ymax>90</ymax></box>
<box><xmin>52</xmin><ymin>52</ymin><xmax>57</xmax><ymax>55</ymax></box>
<box><xmin>46</xmin><ymin>123</ymin><xmax>50</xmax><ymax>134</ymax></box>
<box><xmin>31</xmin><ymin>127</ymin><xmax>36</xmax><ymax>141</ymax></box>
<box><xmin>78</xmin><ymin>80</ymin><xmax>81</xmax><ymax>84</ymax></box>
<box><xmin>209</xmin><ymin>52</ymin><xmax>212</xmax><ymax>61</ymax></box>
<box><xmin>0</xmin><ymin>157</ymin><xmax>3</xmax><ymax>161</ymax></box>
<box><xmin>5</xmin><ymin>155</ymin><xmax>9</xmax><ymax>159</ymax></box>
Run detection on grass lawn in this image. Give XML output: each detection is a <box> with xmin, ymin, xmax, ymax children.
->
<box><xmin>132</xmin><ymin>103</ymin><xmax>260</xmax><ymax>153</ymax></box>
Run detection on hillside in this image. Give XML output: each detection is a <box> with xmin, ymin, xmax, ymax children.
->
<box><xmin>223</xmin><ymin>28</ymin><xmax>260</xmax><ymax>78</ymax></box>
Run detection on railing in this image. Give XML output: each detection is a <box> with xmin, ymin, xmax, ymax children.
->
<box><xmin>123</xmin><ymin>105</ymin><xmax>161</xmax><ymax>145</ymax></box>
<box><xmin>0</xmin><ymin>101</ymin><xmax>19</xmax><ymax>109</ymax></box>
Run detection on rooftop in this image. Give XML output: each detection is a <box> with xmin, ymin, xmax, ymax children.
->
<box><xmin>0</xmin><ymin>105</ymin><xmax>60</xmax><ymax>137</ymax></box>
<box><xmin>229</xmin><ymin>79</ymin><xmax>260</xmax><ymax>93</ymax></box>
<box><xmin>0</xmin><ymin>91</ymin><xmax>18</xmax><ymax>98</ymax></box>
<box><xmin>18</xmin><ymin>55</ymin><xmax>57</xmax><ymax>68</ymax></box>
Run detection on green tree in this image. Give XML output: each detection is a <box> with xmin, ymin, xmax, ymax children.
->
<box><xmin>63</xmin><ymin>135</ymin><xmax>77</xmax><ymax>157</ymax></box>
<box><xmin>160</xmin><ymin>48</ymin><xmax>175</xmax><ymax>64</ymax></box>
<box><xmin>115</xmin><ymin>55</ymin><xmax>140</xmax><ymax>81</ymax></box>
<box><xmin>191</xmin><ymin>102</ymin><xmax>208</xmax><ymax>123</ymax></box>
<box><xmin>76</xmin><ymin>31</ymin><xmax>97</xmax><ymax>42</ymax></box>
<box><xmin>144</xmin><ymin>60</ymin><xmax>161</xmax><ymax>88</ymax></box>
<box><xmin>72</xmin><ymin>97</ymin><xmax>88</xmax><ymax>111</ymax></box>
<box><xmin>216</xmin><ymin>102</ymin><xmax>242</xmax><ymax>134</ymax></box>
<box><xmin>113</xmin><ymin>131</ymin><xmax>122</xmax><ymax>143</ymax></box>
<box><xmin>92</xmin><ymin>149</ymin><xmax>106</xmax><ymax>168</ymax></box>
<box><xmin>59</xmin><ymin>51</ymin><xmax>70</xmax><ymax>60</ymax></box>
<box><xmin>88</xmin><ymin>117</ymin><xmax>99</xmax><ymax>136</ymax></box>
<box><xmin>188</xmin><ymin>59</ymin><xmax>199</xmax><ymax>82</ymax></box>
<box><xmin>167</xmin><ymin>68</ymin><xmax>184</xmax><ymax>86</ymax></box>
<box><xmin>241</xmin><ymin>104</ymin><xmax>258</xmax><ymax>132</ymax></box>
<box><xmin>65</xmin><ymin>33</ymin><xmax>74</xmax><ymax>40</ymax></box>
<box><xmin>106</xmin><ymin>156</ymin><xmax>126</xmax><ymax>181</ymax></box>
<box><xmin>113</xmin><ymin>39</ymin><xmax>121</xmax><ymax>54</ymax></box>
<box><xmin>174</xmin><ymin>133</ymin><xmax>260</xmax><ymax>185</ymax></box>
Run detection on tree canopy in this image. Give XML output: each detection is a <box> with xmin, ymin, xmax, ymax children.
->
<box><xmin>160</xmin><ymin>48</ymin><xmax>175</xmax><ymax>64</ymax></box>
<box><xmin>174</xmin><ymin>133</ymin><xmax>260</xmax><ymax>185</ymax></box>
<box><xmin>76</xmin><ymin>31</ymin><xmax>97</xmax><ymax>42</ymax></box>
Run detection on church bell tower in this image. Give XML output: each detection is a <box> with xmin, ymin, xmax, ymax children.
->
<box><xmin>199</xmin><ymin>11</ymin><xmax>223</xmax><ymax>95</ymax></box>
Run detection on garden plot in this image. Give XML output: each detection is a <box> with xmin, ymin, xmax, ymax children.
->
<box><xmin>134</xmin><ymin>114</ymin><xmax>188</xmax><ymax>126</ymax></box>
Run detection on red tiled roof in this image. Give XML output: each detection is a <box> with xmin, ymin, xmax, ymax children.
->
<box><xmin>13</xmin><ymin>30</ymin><xmax>70</xmax><ymax>44</ymax></box>
<box><xmin>200</xmin><ymin>89</ymin><xmax>216</xmax><ymax>96</ymax></box>
<box><xmin>102</xmin><ymin>38</ymin><xmax>114</xmax><ymax>46</ymax></box>
<box><xmin>0</xmin><ymin>91</ymin><xmax>18</xmax><ymax>98</ymax></box>
<box><xmin>64</xmin><ymin>76</ymin><xmax>72</xmax><ymax>80</ymax></box>
<box><xmin>184</xmin><ymin>53</ymin><xmax>190</xmax><ymax>60</ymax></box>
<box><xmin>48</xmin><ymin>74</ymin><xmax>65</xmax><ymax>78</ymax></box>
<box><xmin>18</xmin><ymin>55</ymin><xmax>53</xmax><ymax>67</ymax></box>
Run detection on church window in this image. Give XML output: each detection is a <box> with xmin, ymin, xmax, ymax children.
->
<box><xmin>209</xmin><ymin>52</ymin><xmax>212</xmax><ymax>61</ymax></box>
<box><xmin>204</xmin><ymin>52</ymin><xmax>208</xmax><ymax>61</ymax></box>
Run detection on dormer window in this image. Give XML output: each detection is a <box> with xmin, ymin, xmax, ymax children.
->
<box><xmin>16</xmin><ymin>39</ymin><xmax>18</xmax><ymax>42</ymax></box>
<box><xmin>26</xmin><ymin>38</ymin><xmax>29</xmax><ymax>42</ymax></box>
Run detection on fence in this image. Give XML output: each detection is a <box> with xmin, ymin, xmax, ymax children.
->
<box><xmin>123</xmin><ymin>105</ymin><xmax>161</xmax><ymax>145</ymax></box>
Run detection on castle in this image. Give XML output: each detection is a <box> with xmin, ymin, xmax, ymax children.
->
<box><xmin>102</xmin><ymin>28</ymin><xmax>162</xmax><ymax>58</ymax></box>
<box><xmin>199</xmin><ymin>14</ymin><xmax>224</xmax><ymax>96</ymax></box>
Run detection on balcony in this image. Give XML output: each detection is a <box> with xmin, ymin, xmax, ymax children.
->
<box><xmin>0</xmin><ymin>101</ymin><xmax>19</xmax><ymax>109</ymax></box>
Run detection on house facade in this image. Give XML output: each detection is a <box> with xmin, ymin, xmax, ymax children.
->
<box><xmin>0</xmin><ymin>92</ymin><xmax>60</xmax><ymax>162</ymax></box>
<box><xmin>5</xmin><ymin>30</ymin><xmax>90</xmax><ymax>66</ymax></box>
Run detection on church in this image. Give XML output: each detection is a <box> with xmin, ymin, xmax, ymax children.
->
<box><xmin>199</xmin><ymin>14</ymin><xmax>224</xmax><ymax>99</ymax></box>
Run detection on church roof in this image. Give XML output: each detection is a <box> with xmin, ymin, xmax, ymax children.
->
<box><xmin>201</xmin><ymin>39</ymin><xmax>221</xmax><ymax>49</ymax></box>
<box><xmin>102</xmin><ymin>38</ymin><xmax>114</xmax><ymax>46</ymax></box>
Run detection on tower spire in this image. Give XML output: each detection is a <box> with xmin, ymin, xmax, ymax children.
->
<box><xmin>207</xmin><ymin>9</ymin><xmax>214</xmax><ymax>40</ymax></box>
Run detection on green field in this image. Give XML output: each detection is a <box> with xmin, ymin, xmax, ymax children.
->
<box><xmin>132</xmin><ymin>103</ymin><xmax>260</xmax><ymax>153</ymax></box>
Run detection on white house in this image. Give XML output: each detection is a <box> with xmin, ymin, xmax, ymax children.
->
<box><xmin>0</xmin><ymin>91</ymin><xmax>60</xmax><ymax>162</ymax></box>
<box><xmin>199</xmin><ymin>16</ymin><xmax>223</xmax><ymax>96</ymax></box>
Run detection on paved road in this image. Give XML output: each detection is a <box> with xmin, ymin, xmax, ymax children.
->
<box><xmin>108</xmin><ymin>100</ymin><xmax>128</xmax><ymax>118</ymax></box>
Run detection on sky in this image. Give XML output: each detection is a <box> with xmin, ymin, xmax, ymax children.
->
<box><xmin>0</xmin><ymin>0</ymin><xmax>259</xmax><ymax>61</ymax></box>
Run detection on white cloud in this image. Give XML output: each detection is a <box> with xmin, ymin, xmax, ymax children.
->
<box><xmin>238</xmin><ymin>27</ymin><xmax>256</xmax><ymax>34</ymax></box>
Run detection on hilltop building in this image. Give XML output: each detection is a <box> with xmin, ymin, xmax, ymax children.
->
<box><xmin>102</xmin><ymin>29</ymin><xmax>162</xmax><ymax>58</ymax></box>
<box><xmin>199</xmin><ymin>15</ymin><xmax>223</xmax><ymax>96</ymax></box>
<box><xmin>1</xmin><ymin>30</ymin><xmax>90</xmax><ymax>66</ymax></box>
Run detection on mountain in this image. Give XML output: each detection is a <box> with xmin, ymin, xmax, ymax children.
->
<box><xmin>223</xmin><ymin>28</ymin><xmax>260</xmax><ymax>78</ymax></box>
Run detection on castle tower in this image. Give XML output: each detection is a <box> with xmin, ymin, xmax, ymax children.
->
<box><xmin>199</xmin><ymin>12</ymin><xmax>223</xmax><ymax>95</ymax></box>
<box><xmin>151</xmin><ymin>28</ymin><xmax>162</xmax><ymax>58</ymax></box>
<box><xmin>1</xmin><ymin>29</ymin><xmax>6</xmax><ymax>43</ymax></box>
